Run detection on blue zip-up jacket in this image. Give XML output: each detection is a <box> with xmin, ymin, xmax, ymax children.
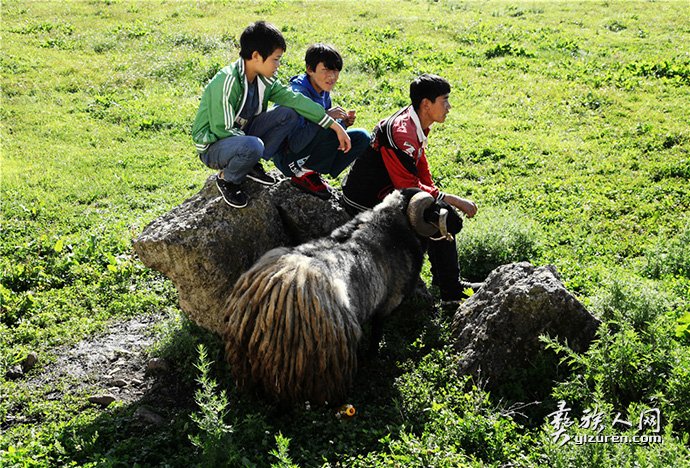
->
<box><xmin>287</xmin><ymin>73</ymin><xmax>346</xmax><ymax>132</ymax></box>
<box><xmin>288</xmin><ymin>73</ymin><xmax>332</xmax><ymax>110</ymax></box>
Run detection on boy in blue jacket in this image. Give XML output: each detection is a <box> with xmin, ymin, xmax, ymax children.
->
<box><xmin>273</xmin><ymin>44</ymin><xmax>370</xmax><ymax>200</ymax></box>
<box><xmin>192</xmin><ymin>23</ymin><xmax>351</xmax><ymax>208</ymax></box>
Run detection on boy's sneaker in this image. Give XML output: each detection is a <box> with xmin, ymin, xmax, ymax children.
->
<box><xmin>216</xmin><ymin>178</ymin><xmax>248</xmax><ymax>208</ymax></box>
<box><xmin>440</xmin><ymin>288</ymin><xmax>468</xmax><ymax>303</ymax></box>
<box><xmin>291</xmin><ymin>172</ymin><xmax>332</xmax><ymax>200</ymax></box>
<box><xmin>439</xmin><ymin>280</ymin><xmax>483</xmax><ymax>304</ymax></box>
<box><xmin>246</xmin><ymin>162</ymin><xmax>276</xmax><ymax>185</ymax></box>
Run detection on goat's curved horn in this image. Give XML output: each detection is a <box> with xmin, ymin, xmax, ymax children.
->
<box><xmin>406</xmin><ymin>191</ymin><xmax>438</xmax><ymax>237</ymax></box>
<box><xmin>437</xmin><ymin>208</ymin><xmax>454</xmax><ymax>240</ymax></box>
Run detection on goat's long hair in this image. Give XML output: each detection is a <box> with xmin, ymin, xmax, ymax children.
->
<box><xmin>222</xmin><ymin>189</ymin><xmax>458</xmax><ymax>405</ymax></box>
<box><xmin>223</xmin><ymin>247</ymin><xmax>362</xmax><ymax>405</ymax></box>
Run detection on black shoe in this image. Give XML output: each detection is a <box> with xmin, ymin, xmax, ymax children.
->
<box><xmin>440</xmin><ymin>289</ymin><xmax>469</xmax><ymax>302</ymax></box>
<box><xmin>440</xmin><ymin>281</ymin><xmax>482</xmax><ymax>302</ymax></box>
<box><xmin>246</xmin><ymin>162</ymin><xmax>276</xmax><ymax>185</ymax></box>
<box><xmin>216</xmin><ymin>178</ymin><xmax>248</xmax><ymax>208</ymax></box>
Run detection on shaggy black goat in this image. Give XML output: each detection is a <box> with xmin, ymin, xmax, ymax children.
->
<box><xmin>223</xmin><ymin>188</ymin><xmax>463</xmax><ymax>405</ymax></box>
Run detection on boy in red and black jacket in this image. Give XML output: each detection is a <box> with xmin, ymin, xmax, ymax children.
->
<box><xmin>342</xmin><ymin>74</ymin><xmax>478</xmax><ymax>301</ymax></box>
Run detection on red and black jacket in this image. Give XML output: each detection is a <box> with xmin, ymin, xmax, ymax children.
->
<box><xmin>342</xmin><ymin>106</ymin><xmax>442</xmax><ymax>211</ymax></box>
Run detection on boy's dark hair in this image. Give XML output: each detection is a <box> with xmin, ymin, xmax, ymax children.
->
<box><xmin>305</xmin><ymin>43</ymin><xmax>343</xmax><ymax>72</ymax></box>
<box><xmin>239</xmin><ymin>21</ymin><xmax>286</xmax><ymax>60</ymax></box>
<box><xmin>410</xmin><ymin>74</ymin><xmax>451</xmax><ymax>111</ymax></box>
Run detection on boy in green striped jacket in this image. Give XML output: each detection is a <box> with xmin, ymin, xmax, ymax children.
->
<box><xmin>192</xmin><ymin>21</ymin><xmax>351</xmax><ymax>208</ymax></box>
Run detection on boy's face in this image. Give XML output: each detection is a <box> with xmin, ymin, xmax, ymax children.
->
<box><xmin>307</xmin><ymin>63</ymin><xmax>340</xmax><ymax>93</ymax></box>
<box><xmin>426</xmin><ymin>93</ymin><xmax>451</xmax><ymax>124</ymax></box>
<box><xmin>253</xmin><ymin>48</ymin><xmax>283</xmax><ymax>78</ymax></box>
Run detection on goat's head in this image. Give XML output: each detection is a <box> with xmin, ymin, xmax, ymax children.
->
<box><xmin>403</xmin><ymin>189</ymin><xmax>463</xmax><ymax>240</ymax></box>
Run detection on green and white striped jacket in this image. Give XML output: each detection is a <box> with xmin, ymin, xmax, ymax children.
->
<box><xmin>192</xmin><ymin>59</ymin><xmax>335</xmax><ymax>154</ymax></box>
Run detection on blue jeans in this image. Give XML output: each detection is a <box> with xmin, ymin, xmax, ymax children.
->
<box><xmin>273</xmin><ymin>122</ymin><xmax>371</xmax><ymax>178</ymax></box>
<box><xmin>287</xmin><ymin>119</ymin><xmax>321</xmax><ymax>154</ymax></box>
<box><xmin>200</xmin><ymin>107</ymin><xmax>300</xmax><ymax>184</ymax></box>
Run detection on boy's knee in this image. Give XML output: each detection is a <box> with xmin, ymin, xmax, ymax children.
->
<box><xmin>251</xmin><ymin>137</ymin><xmax>265</xmax><ymax>152</ymax></box>
<box><xmin>348</xmin><ymin>129</ymin><xmax>371</xmax><ymax>147</ymax></box>
<box><xmin>270</xmin><ymin>106</ymin><xmax>300</xmax><ymax>125</ymax></box>
<box><xmin>242</xmin><ymin>137</ymin><xmax>265</xmax><ymax>159</ymax></box>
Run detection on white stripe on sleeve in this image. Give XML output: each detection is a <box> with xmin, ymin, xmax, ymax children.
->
<box><xmin>222</xmin><ymin>74</ymin><xmax>235</xmax><ymax>131</ymax></box>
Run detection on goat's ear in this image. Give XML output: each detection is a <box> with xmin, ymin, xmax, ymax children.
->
<box><xmin>426</xmin><ymin>201</ymin><xmax>463</xmax><ymax>235</ymax></box>
<box><xmin>400</xmin><ymin>188</ymin><xmax>423</xmax><ymax>205</ymax></box>
<box><xmin>441</xmin><ymin>202</ymin><xmax>463</xmax><ymax>235</ymax></box>
<box><xmin>423</xmin><ymin>204</ymin><xmax>441</xmax><ymax>224</ymax></box>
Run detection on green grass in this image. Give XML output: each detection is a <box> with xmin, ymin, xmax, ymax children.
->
<box><xmin>2</xmin><ymin>0</ymin><xmax>690</xmax><ymax>466</ymax></box>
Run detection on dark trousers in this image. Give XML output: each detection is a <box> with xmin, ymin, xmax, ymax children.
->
<box><xmin>424</xmin><ymin>237</ymin><xmax>461</xmax><ymax>296</ymax></box>
<box><xmin>273</xmin><ymin>125</ymin><xmax>371</xmax><ymax>178</ymax></box>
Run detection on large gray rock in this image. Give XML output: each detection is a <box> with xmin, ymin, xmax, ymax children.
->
<box><xmin>134</xmin><ymin>174</ymin><xmax>350</xmax><ymax>334</ymax></box>
<box><xmin>452</xmin><ymin>262</ymin><xmax>600</xmax><ymax>396</ymax></box>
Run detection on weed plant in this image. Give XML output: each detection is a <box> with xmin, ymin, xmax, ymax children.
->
<box><xmin>2</xmin><ymin>0</ymin><xmax>689</xmax><ymax>466</ymax></box>
<box><xmin>189</xmin><ymin>344</ymin><xmax>236</xmax><ymax>466</ymax></box>
<box><xmin>455</xmin><ymin>205</ymin><xmax>542</xmax><ymax>281</ymax></box>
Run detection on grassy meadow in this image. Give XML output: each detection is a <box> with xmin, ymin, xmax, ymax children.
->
<box><xmin>1</xmin><ymin>0</ymin><xmax>689</xmax><ymax>466</ymax></box>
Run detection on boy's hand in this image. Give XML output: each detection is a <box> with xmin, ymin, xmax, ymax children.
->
<box><xmin>444</xmin><ymin>194</ymin><xmax>478</xmax><ymax>218</ymax></box>
<box><xmin>331</xmin><ymin>122</ymin><xmax>351</xmax><ymax>153</ymax></box>
<box><xmin>343</xmin><ymin>110</ymin><xmax>356</xmax><ymax>127</ymax></box>
<box><xmin>327</xmin><ymin>106</ymin><xmax>348</xmax><ymax>120</ymax></box>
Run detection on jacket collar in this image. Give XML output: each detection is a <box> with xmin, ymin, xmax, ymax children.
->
<box><xmin>290</xmin><ymin>73</ymin><xmax>329</xmax><ymax>104</ymax></box>
<box><xmin>235</xmin><ymin>58</ymin><xmax>266</xmax><ymax>116</ymax></box>
<box><xmin>256</xmin><ymin>78</ymin><xmax>266</xmax><ymax>115</ymax></box>
<box><xmin>235</xmin><ymin>59</ymin><xmax>249</xmax><ymax>116</ymax></box>
<box><xmin>408</xmin><ymin>106</ymin><xmax>428</xmax><ymax>148</ymax></box>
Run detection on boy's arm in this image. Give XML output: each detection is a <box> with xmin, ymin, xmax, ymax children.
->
<box><xmin>192</xmin><ymin>74</ymin><xmax>244</xmax><ymax>148</ymax></box>
<box><xmin>443</xmin><ymin>193</ymin><xmax>478</xmax><ymax>218</ymax></box>
<box><xmin>270</xmin><ymin>82</ymin><xmax>335</xmax><ymax>129</ymax></box>
<box><xmin>270</xmin><ymin>81</ymin><xmax>351</xmax><ymax>152</ymax></box>
<box><xmin>326</xmin><ymin>106</ymin><xmax>347</xmax><ymax>120</ymax></box>
<box><xmin>380</xmin><ymin>145</ymin><xmax>440</xmax><ymax>198</ymax></box>
<box><xmin>331</xmin><ymin>121</ymin><xmax>352</xmax><ymax>152</ymax></box>
<box><xmin>415</xmin><ymin>154</ymin><xmax>436</xmax><ymax>189</ymax></box>
<box><xmin>414</xmin><ymin>149</ymin><xmax>477</xmax><ymax>217</ymax></box>
<box><xmin>379</xmin><ymin>127</ymin><xmax>440</xmax><ymax>197</ymax></box>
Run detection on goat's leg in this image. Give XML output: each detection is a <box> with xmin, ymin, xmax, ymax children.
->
<box><xmin>367</xmin><ymin>313</ymin><xmax>385</xmax><ymax>358</ymax></box>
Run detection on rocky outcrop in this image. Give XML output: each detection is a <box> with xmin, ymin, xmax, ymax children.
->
<box><xmin>452</xmin><ymin>262</ymin><xmax>600</xmax><ymax>397</ymax></box>
<box><xmin>133</xmin><ymin>174</ymin><xmax>350</xmax><ymax>334</ymax></box>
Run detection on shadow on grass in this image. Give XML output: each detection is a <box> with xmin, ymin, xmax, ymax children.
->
<box><xmin>38</xmin><ymin>296</ymin><xmax>448</xmax><ymax>466</ymax></box>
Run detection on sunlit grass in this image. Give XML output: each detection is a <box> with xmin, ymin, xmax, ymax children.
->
<box><xmin>2</xmin><ymin>0</ymin><xmax>689</xmax><ymax>465</ymax></box>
